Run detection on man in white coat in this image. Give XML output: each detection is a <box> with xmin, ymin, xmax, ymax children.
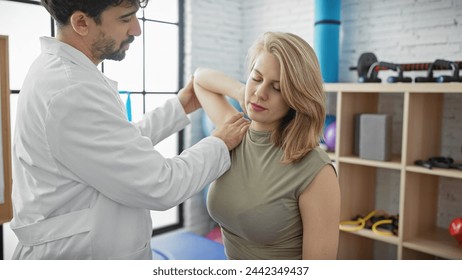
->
<box><xmin>10</xmin><ymin>0</ymin><xmax>250</xmax><ymax>259</ymax></box>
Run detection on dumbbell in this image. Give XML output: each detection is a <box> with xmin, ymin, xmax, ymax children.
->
<box><xmin>350</xmin><ymin>53</ymin><xmax>412</xmax><ymax>83</ymax></box>
<box><xmin>415</xmin><ymin>59</ymin><xmax>461</xmax><ymax>82</ymax></box>
<box><xmin>434</xmin><ymin>60</ymin><xmax>460</xmax><ymax>82</ymax></box>
<box><xmin>351</xmin><ymin>53</ymin><xmax>462</xmax><ymax>83</ymax></box>
<box><xmin>351</xmin><ymin>53</ymin><xmax>381</xmax><ymax>83</ymax></box>
<box><xmin>379</xmin><ymin>62</ymin><xmax>412</xmax><ymax>83</ymax></box>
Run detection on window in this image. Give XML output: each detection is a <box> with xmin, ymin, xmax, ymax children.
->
<box><xmin>1</xmin><ymin>0</ymin><xmax>184</xmax><ymax>235</ymax></box>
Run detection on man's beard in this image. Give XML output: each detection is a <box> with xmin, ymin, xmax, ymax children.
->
<box><xmin>93</xmin><ymin>35</ymin><xmax>135</xmax><ymax>61</ymax></box>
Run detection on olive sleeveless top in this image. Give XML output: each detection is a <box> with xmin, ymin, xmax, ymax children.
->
<box><xmin>207</xmin><ymin>128</ymin><xmax>333</xmax><ymax>259</ymax></box>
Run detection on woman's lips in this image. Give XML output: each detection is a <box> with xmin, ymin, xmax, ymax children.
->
<box><xmin>251</xmin><ymin>103</ymin><xmax>266</xmax><ymax>112</ymax></box>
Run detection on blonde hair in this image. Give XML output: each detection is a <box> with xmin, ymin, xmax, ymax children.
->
<box><xmin>246</xmin><ymin>32</ymin><xmax>326</xmax><ymax>164</ymax></box>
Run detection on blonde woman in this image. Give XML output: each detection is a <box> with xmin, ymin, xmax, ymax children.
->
<box><xmin>194</xmin><ymin>32</ymin><xmax>340</xmax><ymax>260</ymax></box>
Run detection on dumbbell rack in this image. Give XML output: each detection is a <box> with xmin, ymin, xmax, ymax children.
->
<box><xmin>351</xmin><ymin>52</ymin><xmax>462</xmax><ymax>83</ymax></box>
<box><xmin>325</xmin><ymin>82</ymin><xmax>462</xmax><ymax>260</ymax></box>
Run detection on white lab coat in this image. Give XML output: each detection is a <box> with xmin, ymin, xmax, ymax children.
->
<box><xmin>10</xmin><ymin>37</ymin><xmax>230</xmax><ymax>259</ymax></box>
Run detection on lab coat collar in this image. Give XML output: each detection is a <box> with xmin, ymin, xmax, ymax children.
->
<box><xmin>39</xmin><ymin>37</ymin><xmax>119</xmax><ymax>92</ymax></box>
<box><xmin>40</xmin><ymin>37</ymin><xmax>98</xmax><ymax>73</ymax></box>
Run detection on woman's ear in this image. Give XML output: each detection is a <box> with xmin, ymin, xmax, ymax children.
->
<box><xmin>69</xmin><ymin>11</ymin><xmax>91</xmax><ymax>36</ymax></box>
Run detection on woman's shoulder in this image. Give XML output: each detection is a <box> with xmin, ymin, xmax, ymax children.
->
<box><xmin>303</xmin><ymin>146</ymin><xmax>331</xmax><ymax>164</ymax></box>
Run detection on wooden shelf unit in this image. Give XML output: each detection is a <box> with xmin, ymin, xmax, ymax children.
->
<box><xmin>325</xmin><ymin>83</ymin><xmax>462</xmax><ymax>260</ymax></box>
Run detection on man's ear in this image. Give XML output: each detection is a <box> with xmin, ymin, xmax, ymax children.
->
<box><xmin>69</xmin><ymin>11</ymin><xmax>91</xmax><ymax>36</ymax></box>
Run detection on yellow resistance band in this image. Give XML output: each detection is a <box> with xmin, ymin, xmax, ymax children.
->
<box><xmin>339</xmin><ymin>210</ymin><xmax>376</xmax><ymax>232</ymax></box>
<box><xmin>371</xmin><ymin>219</ymin><xmax>394</xmax><ymax>236</ymax></box>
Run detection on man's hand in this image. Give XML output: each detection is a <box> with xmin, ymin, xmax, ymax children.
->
<box><xmin>212</xmin><ymin>112</ymin><xmax>250</xmax><ymax>151</ymax></box>
<box><xmin>178</xmin><ymin>77</ymin><xmax>201</xmax><ymax>114</ymax></box>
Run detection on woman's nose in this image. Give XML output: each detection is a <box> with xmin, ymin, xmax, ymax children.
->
<box><xmin>254</xmin><ymin>85</ymin><xmax>268</xmax><ymax>100</ymax></box>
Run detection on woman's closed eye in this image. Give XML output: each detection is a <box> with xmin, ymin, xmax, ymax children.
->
<box><xmin>251</xmin><ymin>76</ymin><xmax>262</xmax><ymax>82</ymax></box>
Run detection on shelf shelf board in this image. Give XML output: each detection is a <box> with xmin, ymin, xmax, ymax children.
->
<box><xmin>341</xmin><ymin>228</ymin><xmax>399</xmax><ymax>245</ymax></box>
<box><xmin>325</xmin><ymin>83</ymin><xmax>462</xmax><ymax>93</ymax></box>
<box><xmin>338</xmin><ymin>155</ymin><xmax>402</xmax><ymax>170</ymax></box>
<box><xmin>406</xmin><ymin>166</ymin><xmax>462</xmax><ymax>179</ymax></box>
<box><xmin>403</xmin><ymin>227</ymin><xmax>462</xmax><ymax>260</ymax></box>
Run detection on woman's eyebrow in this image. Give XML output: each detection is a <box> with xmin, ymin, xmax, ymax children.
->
<box><xmin>253</xmin><ymin>68</ymin><xmax>280</xmax><ymax>83</ymax></box>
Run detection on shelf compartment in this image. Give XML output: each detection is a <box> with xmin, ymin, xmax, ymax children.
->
<box><xmin>404</xmin><ymin>92</ymin><xmax>444</xmax><ymax>166</ymax></box>
<box><xmin>337</xmin><ymin>91</ymin><xmax>379</xmax><ymax>158</ymax></box>
<box><xmin>338</xmin><ymin>232</ymin><xmax>375</xmax><ymax>259</ymax></box>
<box><xmin>338</xmin><ymin>232</ymin><xmax>398</xmax><ymax>259</ymax></box>
<box><xmin>338</xmin><ymin>163</ymin><xmax>401</xmax><ymax>259</ymax></box>
<box><xmin>402</xmin><ymin>172</ymin><xmax>462</xmax><ymax>259</ymax></box>
<box><xmin>402</xmin><ymin>227</ymin><xmax>462</xmax><ymax>260</ymax></box>
<box><xmin>337</xmin><ymin>90</ymin><xmax>404</xmax><ymax>161</ymax></box>
<box><xmin>338</xmin><ymin>163</ymin><xmax>377</xmax><ymax>221</ymax></box>
<box><xmin>339</xmin><ymin>155</ymin><xmax>402</xmax><ymax>170</ymax></box>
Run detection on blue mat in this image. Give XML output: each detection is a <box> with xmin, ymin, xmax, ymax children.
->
<box><xmin>151</xmin><ymin>231</ymin><xmax>227</xmax><ymax>260</ymax></box>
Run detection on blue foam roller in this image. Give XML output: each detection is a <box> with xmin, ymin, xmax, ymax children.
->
<box><xmin>314</xmin><ymin>0</ymin><xmax>341</xmax><ymax>22</ymax></box>
<box><xmin>314</xmin><ymin>0</ymin><xmax>341</xmax><ymax>83</ymax></box>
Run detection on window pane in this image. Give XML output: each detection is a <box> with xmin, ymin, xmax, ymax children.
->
<box><xmin>145</xmin><ymin>93</ymin><xmax>176</xmax><ymax>111</ymax></box>
<box><xmin>153</xmin><ymin>133</ymin><xmax>178</xmax><ymax>158</ymax></box>
<box><xmin>0</xmin><ymin>1</ymin><xmax>50</xmax><ymax>89</ymax></box>
<box><xmin>144</xmin><ymin>0</ymin><xmax>179</xmax><ymax>23</ymax></box>
<box><xmin>145</xmin><ymin>22</ymin><xmax>179</xmax><ymax>92</ymax></box>
<box><xmin>151</xmin><ymin>207</ymin><xmax>179</xmax><ymax>230</ymax></box>
<box><xmin>123</xmin><ymin>93</ymin><xmax>179</xmax><ymax>169</ymax></box>
<box><xmin>103</xmin><ymin>23</ymin><xmax>144</xmax><ymax>92</ymax></box>
<box><xmin>145</xmin><ymin>94</ymin><xmax>178</xmax><ymax>157</ymax></box>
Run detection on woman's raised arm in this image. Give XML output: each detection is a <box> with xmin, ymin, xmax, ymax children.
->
<box><xmin>193</xmin><ymin>68</ymin><xmax>245</xmax><ymax>128</ymax></box>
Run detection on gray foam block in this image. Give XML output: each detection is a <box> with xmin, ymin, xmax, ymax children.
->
<box><xmin>359</xmin><ymin>114</ymin><xmax>392</xmax><ymax>161</ymax></box>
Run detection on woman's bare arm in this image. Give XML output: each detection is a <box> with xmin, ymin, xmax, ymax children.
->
<box><xmin>193</xmin><ymin>68</ymin><xmax>245</xmax><ymax>128</ymax></box>
<box><xmin>299</xmin><ymin>165</ymin><xmax>340</xmax><ymax>259</ymax></box>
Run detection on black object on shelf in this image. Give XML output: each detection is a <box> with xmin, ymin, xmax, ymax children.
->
<box><xmin>414</xmin><ymin>156</ymin><xmax>462</xmax><ymax>170</ymax></box>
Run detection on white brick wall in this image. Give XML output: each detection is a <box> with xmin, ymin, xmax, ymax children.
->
<box><xmin>241</xmin><ymin>0</ymin><xmax>314</xmax><ymax>55</ymax></box>
<box><xmin>184</xmin><ymin>0</ymin><xmax>462</xmax><ymax>239</ymax></box>
<box><xmin>340</xmin><ymin>0</ymin><xmax>462</xmax><ymax>82</ymax></box>
<box><xmin>185</xmin><ymin>0</ymin><xmax>243</xmax><ymax>81</ymax></box>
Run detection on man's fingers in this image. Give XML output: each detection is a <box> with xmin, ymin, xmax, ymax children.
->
<box><xmin>239</xmin><ymin>122</ymin><xmax>250</xmax><ymax>135</ymax></box>
<box><xmin>211</xmin><ymin>112</ymin><xmax>250</xmax><ymax>151</ymax></box>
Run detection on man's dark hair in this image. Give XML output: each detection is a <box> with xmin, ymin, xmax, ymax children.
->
<box><xmin>41</xmin><ymin>0</ymin><xmax>149</xmax><ymax>26</ymax></box>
